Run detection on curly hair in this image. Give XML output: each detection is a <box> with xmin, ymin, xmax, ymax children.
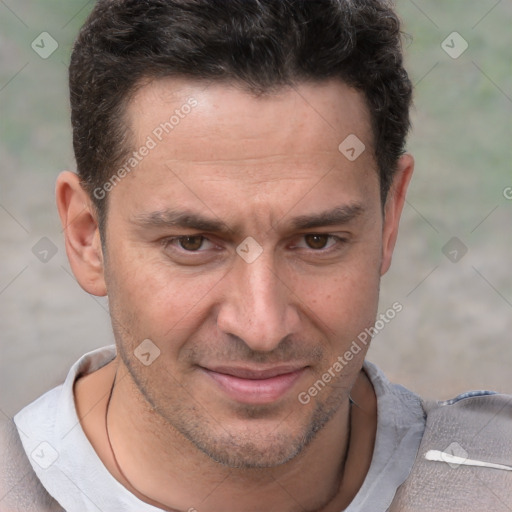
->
<box><xmin>69</xmin><ymin>0</ymin><xmax>412</xmax><ymax>227</ymax></box>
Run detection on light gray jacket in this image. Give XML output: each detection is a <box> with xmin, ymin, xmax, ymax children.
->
<box><xmin>1</xmin><ymin>393</ymin><xmax>511</xmax><ymax>511</ymax></box>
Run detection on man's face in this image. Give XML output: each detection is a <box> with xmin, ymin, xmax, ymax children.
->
<box><xmin>102</xmin><ymin>78</ymin><xmax>388</xmax><ymax>468</ymax></box>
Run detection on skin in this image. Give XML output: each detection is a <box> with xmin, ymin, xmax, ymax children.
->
<box><xmin>57</xmin><ymin>78</ymin><xmax>413</xmax><ymax>511</ymax></box>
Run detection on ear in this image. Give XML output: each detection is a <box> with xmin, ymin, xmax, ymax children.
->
<box><xmin>380</xmin><ymin>154</ymin><xmax>414</xmax><ymax>276</ymax></box>
<box><xmin>56</xmin><ymin>171</ymin><xmax>107</xmax><ymax>296</ymax></box>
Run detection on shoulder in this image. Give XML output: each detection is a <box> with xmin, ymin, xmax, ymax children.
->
<box><xmin>390</xmin><ymin>391</ymin><xmax>512</xmax><ymax>511</ymax></box>
<box><xmin>1</xmin><ymin>347</ymin><xmax>117</xmax><ymax>512</ymax></box>
<box><xmin>0</xmin><ymin>414</ymin><xmax>64</xmax><ymax>512</ymax></box>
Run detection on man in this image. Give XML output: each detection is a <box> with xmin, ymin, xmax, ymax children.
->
<box><xmin>2</xmin><ymin>0</ymin><xmax>511</xmax><ymax>511</ymax></box>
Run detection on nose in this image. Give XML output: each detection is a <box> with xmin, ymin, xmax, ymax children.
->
<box><xmin>216</xmin><ymin>249</ymin><xmax>300</xmax><ymax>353</ymax></box>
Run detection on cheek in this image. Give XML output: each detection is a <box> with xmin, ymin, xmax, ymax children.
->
<box><xmin>301</xmin><ymin>268</ymin><xmax>380</xmax><ymax>337</ymax></box>
<box><xmin>294</xmin><ymin>267</ymin><xmax>380</xmax><ymax>394</ymax></box>
<box><xmin>105</xmin><ymin>241</ymin><xmax>225</xmax><ymax>344</ymax></box>
<box><xmin>294</xmin><ymin>239</ymin><xmax>382</xmax><ymax>337</ymax></box>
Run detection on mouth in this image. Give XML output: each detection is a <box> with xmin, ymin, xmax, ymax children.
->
<box><xmin>199</xmin><ymin>365</ymin><xmax>308</xmax><ymax>404</ymax></box>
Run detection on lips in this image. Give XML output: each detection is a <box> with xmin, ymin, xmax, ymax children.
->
<box><xmin>200</xmin><ymin>365</ymin><xmax>307</xmax><ymax>404</ymax></box>
<box><xmin>206</xmin><ymin>365</ymin><xmax>304</xmax><ymax>380</ymax></box>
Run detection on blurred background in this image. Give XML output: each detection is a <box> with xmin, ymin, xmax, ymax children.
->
<box><xmin>1</xmin><ymin>0</ymin><xmax>511</xmax><ymax>417</ymax></box>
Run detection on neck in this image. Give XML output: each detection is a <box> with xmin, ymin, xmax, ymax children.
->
<box><xmin>75</xmin><ymin>359</ymin><xmax>377</xmax><ymax>512</ymax></box>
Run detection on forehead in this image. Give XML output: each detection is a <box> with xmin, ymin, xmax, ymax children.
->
<box><xmin>111</xmin><ymin>78</ymin><xmax>379</xmax><ymax>224</ymax></box>
<box><xmin>126</xmin><ymin>77</ymin><xmax>374</xmax><ymax>168</ymax></box>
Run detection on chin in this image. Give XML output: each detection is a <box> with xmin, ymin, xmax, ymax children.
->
<box><xmin>194</xmin><ymin>430</ymin><xmax>306</xmax><ymax>469</ymax></box>
<box><xmin>175</xmin><ymin>400</ymin><xmax>338</xmax><ymax>469</ymax></box>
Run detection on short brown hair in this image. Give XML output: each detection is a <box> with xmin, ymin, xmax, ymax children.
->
<box><xmin>69</xmin><ymin>0</ymin><xmax>412</xmax><ymax>228</ymax></box>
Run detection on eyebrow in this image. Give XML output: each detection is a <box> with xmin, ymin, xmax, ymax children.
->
<box><xmin>289</xmin><ymin>204</ymin><xmax>364</xmax><ymax>230</ymax></box>
<box><xmin>133</xmin><ymin>210</ymin><xmax>230</xmax><ymax>233</ymax></box>
<box><xmin>132</xmin><ymin>204</ymin><xmax>365</xmax><ymax>234</ymax></box>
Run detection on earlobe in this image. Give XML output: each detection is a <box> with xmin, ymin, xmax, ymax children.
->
<box><xmin>56</xmin><ymin>171</ymin><xmax>107</xmax><ymax>296</ymax></box>
<box><xmin>380</xmin><ymin>154</ymin><xmax>414</xmax><ymax>276</ymax></box>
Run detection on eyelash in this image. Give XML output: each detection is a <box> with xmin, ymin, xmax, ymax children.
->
<box><xmin>161</xmin><ymin>234</ymin><xmax>347</xmax><ymax>255</ymax></box>
<box><xmin>162</xmin><ymin>236</ymin><xmax>217</xmax><ymax>253</ymax></box>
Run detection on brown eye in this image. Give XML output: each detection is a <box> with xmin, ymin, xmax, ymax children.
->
<box><xmin>179</xmin><ymin>236</ymin><xmax>205</xmax><ymax>251</ymax></box>
<box><xmin>304</xmin><ymin>234</ymin><xmax>330</xmax><ymax>250</ymax></box>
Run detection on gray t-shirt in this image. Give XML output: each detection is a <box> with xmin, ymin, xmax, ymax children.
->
<box><xmin>14</xmin><ymin>346</ymin><xmax>426</xmax><ymax>512</ymax></box>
